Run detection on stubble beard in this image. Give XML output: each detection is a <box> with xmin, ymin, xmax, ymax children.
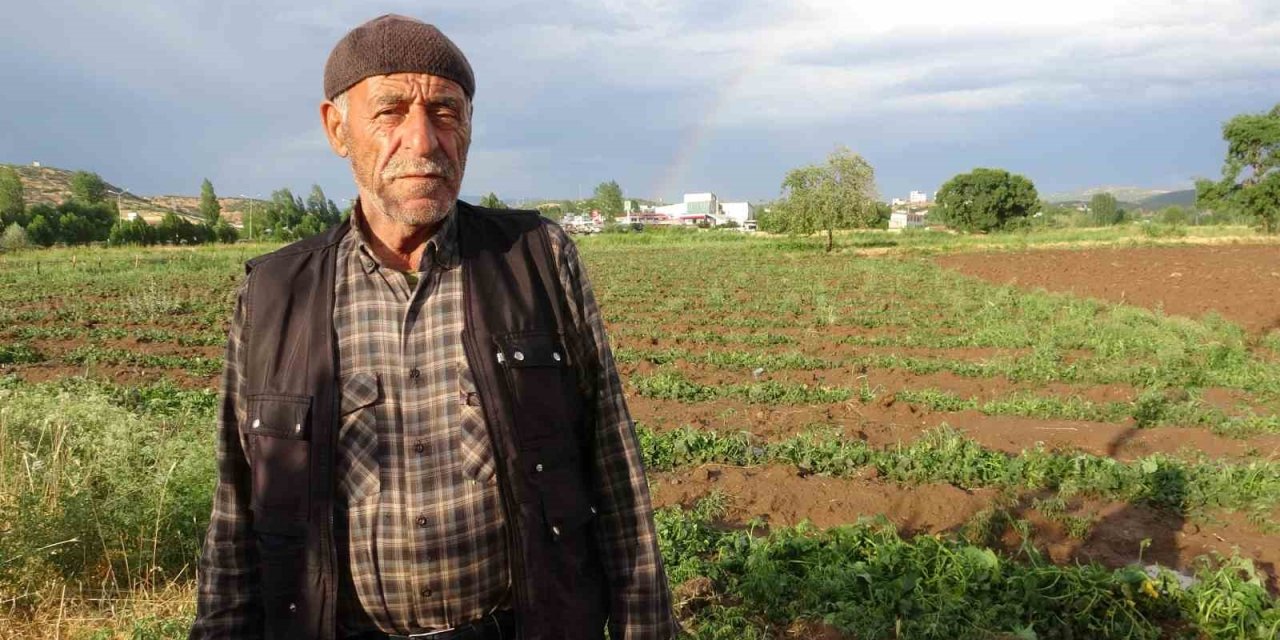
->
<box><xmin>348</xmin><ymin>140</ymin><xmax>467</xmax><ymax>228</ymax></box>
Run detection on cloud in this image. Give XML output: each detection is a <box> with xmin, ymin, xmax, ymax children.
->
<box><xmin>3</xmin><ymin>0</ymin><xmax>1279</xmax><ymax>202</ymax></box>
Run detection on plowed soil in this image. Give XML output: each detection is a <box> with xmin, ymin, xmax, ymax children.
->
<box><xmin>936</xmin><ymin>244</ymin><xmax>1280</xmax><ymax>335</ymax></box>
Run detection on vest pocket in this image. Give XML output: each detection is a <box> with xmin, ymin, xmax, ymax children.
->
<box><xmin>495</xmin><ymin>331</ymin><xmax>585</xmax><ymax>446</ymax></box>
<box><xmin>243</xmin><ymin>393</ymin><xmax>312</xmax><ymax>535</ymax></box>
<box><xmin>533</xmin><ymin>455</ymin><xmax>606</xmax><ymax>608</ymax></box>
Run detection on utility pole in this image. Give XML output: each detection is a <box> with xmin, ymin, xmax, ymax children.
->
<box><xmin>239</xmin><ymin>194</ymin><xmax>260</xmax><ymax>241</ymax></box>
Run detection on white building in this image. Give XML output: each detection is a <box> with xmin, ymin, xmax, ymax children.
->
<box><xmin>719</xmin><ymin>202</ymin><xmax>755</xmax><ymax>226</ymax></box>
<box><xmin>889</xmin><ymin>211</ymin><xmax>927</xmax><ymax>229</ymax></box>
<box><xmin>909</xmin><ymin>190</ymin><xmax>928</xmax><ymax>206</ymax></box>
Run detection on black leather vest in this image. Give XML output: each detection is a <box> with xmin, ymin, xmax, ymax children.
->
<box><xmin>239</xmin><ymin>202</ymin><xmax>607</xmax><ymax>639</ymax></box>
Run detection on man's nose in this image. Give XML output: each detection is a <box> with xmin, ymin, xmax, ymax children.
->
<box><xmin>399</xmin><ymin>105</ymin><xmax>436</xmax><ymax>156</ymax></box>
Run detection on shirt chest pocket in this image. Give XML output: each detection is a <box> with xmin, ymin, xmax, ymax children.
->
<box><xmin>338</xmin><ymin>372</ymin><xmax>382</xmax><ymax>505</ymax></box>
<box><xmin>242</xmin><ymin>393</ymin><xmax>312</xmax><ymax>534</ymax></box>
<box><xmin>496</xmin><ymin>331</ymin><xmax>586</xmax><ymax>447</ymax></box>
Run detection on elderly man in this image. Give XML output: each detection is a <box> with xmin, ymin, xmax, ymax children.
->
<box><xmin>189</xmin><ymin>14</ymin><xmax>678</xmax><ymax>640</ymax></box>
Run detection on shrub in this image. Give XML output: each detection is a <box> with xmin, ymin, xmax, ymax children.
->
<box><xmin>0</xmin><ymin>222</ymin><xmax>32</xmax><ymax>251</ymax></box>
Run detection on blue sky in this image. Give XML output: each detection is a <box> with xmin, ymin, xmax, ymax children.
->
<box><xmin>2</xmin><ymin>0</ymin><xmax>1278</xmax><ymax>204</ymax></box>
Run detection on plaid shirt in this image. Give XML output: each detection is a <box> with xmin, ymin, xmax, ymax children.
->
<box><xmin>192</xmin><ymin>206</ymin><xmax>678</xmax><ymax>639</ymax></box>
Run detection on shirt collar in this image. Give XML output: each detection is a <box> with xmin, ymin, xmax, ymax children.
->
<box><xmin>350</xmin><ymin>199</ymin><xmax>461</xmax><ymax>274</ymax></box>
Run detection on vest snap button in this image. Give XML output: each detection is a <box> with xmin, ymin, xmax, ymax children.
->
<box><xmin>535</xmin><ymin>463</ymin><xmax>544</xmax><ymax>472</ymax></box>
<box><xmin>252</xmin><ymin>418</ymin><xmax>261</xmax><ymax>429</ymax></box>
<box><xmin>552</xmin><ymin>352</ymin><xmax>562</xmax><ymax>362</ymax></box>
<box><xmin>294</xmin><ymin>423</ymin><xmax>301</xmax><ymax>434</ymax></box>
<box><xmin>288</xmin><ymin>602</ymin><xmax>297</xmax><ymax>613</ymax></box>
<box><xmin>551</xmin><ymin>525</ymin><xmax>561</xmax><ymax>537</ymax></box>
<box><xmin>513</xmin><ymin>351</ymin><xmax>525</xmax><ymax>361</ymax></box>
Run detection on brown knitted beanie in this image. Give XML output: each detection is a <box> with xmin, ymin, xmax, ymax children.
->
<box><xmin>323</xmin><ymin>14</ymin><xmax>475</xmax><ymax>100</ymax></box>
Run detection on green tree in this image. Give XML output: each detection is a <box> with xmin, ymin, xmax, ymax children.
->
<box><xmin>1089</xmin><ymin>193</ymin><xmax>1126</xmax><ymax>226</ymax></box>
<box><xmin>1158</xmin><ymin>205</ymin><xmax>1191</xmax><ymax>226</ymax></box>
<box><xmin>262</xmin><ymin>188</ymin><xmax>306</xmax><ymax>240</ymax></box>
<box><xmin>0</xmin><ymin>167</ymin><xmax>24</xmax><ymax>226</ymax></box>
<box><xmin>1197</xmin><ymin>104</ymin><xmax>1280</xmax><ymax>233</ymax></box>
<box><xmin>108</xmin><ymin>218</ymin><xmax>157</xmax><ymax>246</ymax></box>
<box><xmin>0</xmin><ymin>223</ymin><xmax>31</xmax><ymax>252</ymax></box>
<box><xmin>478</xmin><ymin>192</ymin><xmax>508</xmax><ymax>209</ymax></box>
<box><xmin>592</xmin><ymin>180</ymin><xmax>624</xmax><ymax>222</ymax></box>
<box><xmin>934</xmin><ymin>168</ymin><xmax>1039</xmax><ymax>232</ymax></box>
<box><xmin>212</xmin><ymin>219</ymin><xmax>239</xmax><ymax>243</ymax></box>
<box><xmin>775</xmin><ymin>146</ymin><xmax>879</xmax><ymax>251</ymax></box>
<box><xmin>305</xmin><ymin>184</ymin><xmax>341</xmax><ymax>226</ymax></box>
<box><xmin>69</xmin><ymin>171</ymin><xmax>108</xmax><ymax>205</ymax></box>
<box><xmin>534</xmin><ymin>203</ymin><xmax>563</xmax><ymax>221</ymax></box>
<box><xmin>199</xmin><ymin>178</ymin><xmax>222</xmax><ymax>225</ymax></box>
<box><xmin>25</xmin><ymin>206</ymin><xmax>57</xmax><ymax>246</ymax></box>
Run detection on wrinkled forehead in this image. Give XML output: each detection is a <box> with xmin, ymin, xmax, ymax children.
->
<box><xmin>352</xmin><ymin>73</ymin><xmax>470</xmax><ymax>108</ymax></box>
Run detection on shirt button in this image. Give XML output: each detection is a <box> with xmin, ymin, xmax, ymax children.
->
<box><xmin>421</xmin><ymin>586</ymin><xmax>433</xmax><ymax>598</ymax></box>
<box><xmin>409</xmin><ymin>368</ymin><xmax>421</xmax><ymax>379</ymax></box>
<box><xmin>413</xmin><ymin>441</ymin><xmax>426</xmax><ymax>454</ymax></box>
<box><xmin>416</xmin><ymin>515</ymin><xmax>428</xmax><ymax>527</ymax></box>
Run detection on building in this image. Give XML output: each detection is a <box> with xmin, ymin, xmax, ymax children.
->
<box><xmin>909</xmin><ymin>190</ymin><xmax>928</xmax><ymax>206</ymax></box>
<box><xmin>683</xmin><ymin>192</ymin><xmax>717</xmax><ymax>216</ymax></box>
<box><xmin>719</xmin><ymin>202</ymin><xmax>755</xmax><ymax>226</ymax></box>
<box><xmin>889</xmin><ymin>211</ymin><xmax>927</xmax><ymax>229</ymax></box>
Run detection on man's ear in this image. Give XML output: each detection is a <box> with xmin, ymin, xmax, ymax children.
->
<box><xmin>320</xmin><ymin>101</ymin><xmax>348</xmax><ymax>157</ymax></box>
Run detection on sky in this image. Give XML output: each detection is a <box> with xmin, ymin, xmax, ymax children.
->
<box><xmin>2</xmin><ymin>0</ymin><xmax>1279</xmax><ymax>204</ymax></box>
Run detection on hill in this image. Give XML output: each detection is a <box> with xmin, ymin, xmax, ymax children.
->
<box><xmin>1045</xmin><ymin>185</ymin><xmax>1175</xmax><ymax>204</ymax></box>
<box><xmin>1137</xmin><ymin>189</ymin><xmax>1196</xmax><ymax>209</ymax></box>
<box><xmin>2</xmin><ymin>163</ymin><xmax>260</xmax><ymax>225</ymax></box>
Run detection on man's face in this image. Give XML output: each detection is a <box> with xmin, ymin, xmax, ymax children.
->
<box><xmin>324</xmin><ymin>73</ymin><xmax>472</xmax><ymax>227</ymax></box>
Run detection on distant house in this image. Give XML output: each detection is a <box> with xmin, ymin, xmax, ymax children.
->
<box><xmin>889</xmin><ymin>211</ymin><xmax>927</xmax><ymax>229</ymax></box>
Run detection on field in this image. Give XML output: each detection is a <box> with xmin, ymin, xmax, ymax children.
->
<box><xmin>2</xmin><ymin>228</ymin><xmax>1280</xmax><ymax>638</ymax></box>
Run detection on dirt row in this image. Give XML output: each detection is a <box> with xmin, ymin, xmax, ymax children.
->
<box><xmin>650</xmin><ymin>463</ymin><xmax>1280</xmax><ymax>592</ymax></box>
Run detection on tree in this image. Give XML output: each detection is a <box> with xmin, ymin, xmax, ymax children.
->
<box><xmin>212</xmin><ymin>219</ymin><xmax>239</xmax><ymax>243</ymax></box>
<box><xmin>69</xmin><ymin>171</ymin><xmax>108</xmax><ymax>205</ymax></box>
<box><xmin>199</xmin><ymin>178</ymin><xmax>222</xmax><ymax>225</ymax></box>
<box><xmin>261</xmin><ymin>188</ymin><xmax>306</xmax><ymax>240</ymax></box>
<box><xmin>775</xmin><ymin>146</ymin><xmax>879</xmax><ymax>251</ymax></box>
<box><xmin>305</xmin><ymin>184</ymin><xmax>341</xmax><ymax>226</ymax></box>
<box><xmin>478</xmin><ymin>192</ymin><xmax>508</xmax><ymax>209</ymax></box>
<box><xmin>1089</xmin><ymin>193</ymin><xmax>1125</xmax><ymax>226</ymax></box>
<box><xmin>25</xmin><ymin>207</ymin><xmax>56</xmax><ymax>246</ymax></box>
<box><xmin>534</xmin><ymin>203</ymin><xmax>563</xmax><ymax>221</ymax></box>
<box><xmin>1197</xmin><ymin>103</ymin><xmax>1280</xmax><ymax>233</ymax></box>
<box><xmin>0</xmin><ymin>166</ymin><xmax>24</xmax><ymax>226</ymax></box>
<box><xmin>0</xmin><ymin>223</ymin><xmax>31</xmax><ymax>252</ymax></box>
<box><xmin>1158</xmin><ymin>205</ymin><xmax>1191</xmax><ymax>226</ymax></box>
<box><xmin>592</xmin><ymin>181</ymin><xmax>624</xmax><ymax>221</ymax></box>
<box><xmin>933</xmin><ymin>168</ymin><xmax>1038</xmax><ymax>232</ymax></box>
<box><xmin>109</xmin><ymin>217</ymin><xmax>157</xmax><ymax>245</ymax></box>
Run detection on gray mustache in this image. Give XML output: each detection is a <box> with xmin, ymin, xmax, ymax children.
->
<box><xmin>382</xmin><ymin>155</ymin><xmax>456</xmax><ymax>181</ymax></box>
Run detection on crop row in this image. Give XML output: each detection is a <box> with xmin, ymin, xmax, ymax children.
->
<box><xmin>659</xmin><ymin>497</ymin><xmax>1280</xmax><ymax>639</ymax></box>
<box><xmin>639</xmin><ymin>425</ymin><xmax>1280</xmax><ymax>519</ymax></box>
<box><xmin>630</xmin><ymin>370</ymin><xmax>1280</xmax><ymax>436</ymax></box>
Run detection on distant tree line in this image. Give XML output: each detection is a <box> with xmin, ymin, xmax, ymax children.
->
<box><xmin>0</xmin><ymin>168</ymin><xmax>354</xmax><ymax>251</ymax></box>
